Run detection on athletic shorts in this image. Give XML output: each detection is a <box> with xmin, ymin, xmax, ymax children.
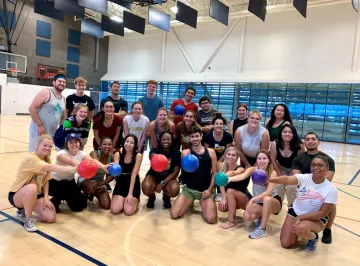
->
<box><xmin>256</xmin><ymin>195</ymin><xmax>282</xmax><ymax>215</ymax></box>
<box><xmin>225</xmin><ymin>187</ymin><xmax>253</xmax><ymax>200</ymax></box>
<box><xmin>145</xmin><ymin>170</ymin><xmax>167</xmax><ymax>183</ymax></box>
<box><xmin>181</xmin><ymin>186</ymin><xmax>216</xmax><ymax>201</ymax></box>
<box><xmin>288</xmin><ymin>207</ymin><xmax>329</xmax><ymax>225</ymax></box>
<box><xmin>8</xmin><ymin>191</ymin><xmax>44</xmax><ymax>209</ymax></box>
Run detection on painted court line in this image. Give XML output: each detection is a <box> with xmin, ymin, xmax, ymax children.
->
<box><xmin>333</xmin><ymin>181</ymin><xmax>360</xmax><ymax>188</ymax></box>
<box><xmin>334</xmin><ymin>223</ymin><xmax>360</xmax><ymax>238</ymax></box>
<box><xmin>0</xmin><ymin>137</ymin><xmax>29</xmax><ymax>145</ymax></box>
<box><xmin>348</xmin><ymin>169</ymin><xmax>360</xmax><ymax>185</ymax></box>
<box><xmin>337</xmin><ymin>188</ymin><xmax>360</xmax><ymax>200</ymax></box>
<box><xmin>0</xmin><ymin>210</ymin><xmax>107</xmax><ymax>266</ymax></box>
<box><xmin>0</xmin><ymin>218</ymin><xmax>9</xmax><ymax>223</ymax></box>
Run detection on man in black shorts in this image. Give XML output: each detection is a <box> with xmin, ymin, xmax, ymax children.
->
<box><xmin>170</xmin><ymin>126</ymin><xmax>218</xmax><ymax>224</ymax></box>
<box><xmin>291</xmin><ymin>132</ymin><xmax>336</xmax><ymax>244</ymax></box>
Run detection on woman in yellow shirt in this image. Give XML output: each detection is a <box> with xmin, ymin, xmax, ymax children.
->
<box><xmin>8</xmin><ymin>135</ymin><xmax>77</xmax><ymax>232</ymax></box>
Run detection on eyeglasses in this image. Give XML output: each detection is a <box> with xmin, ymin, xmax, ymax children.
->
<box><xmin>311</xmin><ymin>163</ymin><xmax>328</xmax><ymax>168</ymax></box>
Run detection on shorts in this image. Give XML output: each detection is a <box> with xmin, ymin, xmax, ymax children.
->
<box><xmin>243</xmin><ymin>155</ymin><xmax>257</xmax><ymax>167</ymax></box>
<box><xmin>288</xmin><ymin>207</ymin><xmax>329</xmax><ymax>225</ymax></box>
<box><xmin>28</xmin><ymin>133</ymin><xmax>39</xmax><ymax>152</ymax></box>
<box><xmin>256</xmin><ymin>195</ymin><xmax>282</xmax><ymax>215</ymax></box>
<box><xmin>146</xmin><ymin>170</ymin><xmax>166</xmax><ymax>183</ymax></box>
<box><xmin>181</xmin><ymin>186</ymin><xmax>216</xmax><ymax>201</ymax></box>
<box><xmin>113</xmin><ymin>175</ymin><xmax>141</xmax><ymax>199</ymax></box>
<box><xmin>8</xmin><ymin>191</ymin><xmax>44</xmax><ymax>209</ymax></box>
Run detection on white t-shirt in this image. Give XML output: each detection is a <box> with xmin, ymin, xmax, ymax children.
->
<box><xmin>293</xmin><ymin>174</ymin><xmax>338</xmax><ymax>216</ymax></box>
<box><xmin>52</xmin><ymin>149</ymin><xmax>87</xmax><ymax>181</ymax></box>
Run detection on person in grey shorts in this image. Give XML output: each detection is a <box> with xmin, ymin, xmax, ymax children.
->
<box><xmin>28</xmin><ymin>74</ymin><xmax>67</xmax><ymax>152</ymax></box>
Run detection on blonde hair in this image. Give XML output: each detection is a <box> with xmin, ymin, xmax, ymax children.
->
<box><xmin>36</xmin><ymin>134</ymin><xmax>53</xmax><ymax>163</ymax></box>
<box><xmin>74</xmin><ymin>76</ymin><xmax>87</xmax><ymax>85</ymax></box>
<box><xmin>219</xmin><ymin>147</ymin><xmax>240</xmax><ymax>172</ymax></box>
<box><xmin>249</xmin><ymin>110</ymin><xmax>262</xmax><ymax>120</ymax></box>
<box><xmin>156</xmin><ymin>107</ymin><xmax>170</xmax><ymax>132</ymax></box>
<box><xmin>72</xmin><ymin>103</ymin><xmax>89</xmax><ymax>116</ymax></box>
<box><xmin>256</xmin><ymin>149</ymin><xmax>273</xmax><ymax>177</ymax></box>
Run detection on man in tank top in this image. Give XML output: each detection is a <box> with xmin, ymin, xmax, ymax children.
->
<box><xmin>28</xmin><ymin>74</ymin><xmax>66</xmax><ymax>152</ymax></box>
<box><xmin>170</xmin><ymin>126</ymin><xmax>218</xmax><ymax>224</ymax></box>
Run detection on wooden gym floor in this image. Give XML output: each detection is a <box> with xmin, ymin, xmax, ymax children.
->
<box><xmin>0</xmin><ymin>115</ymin><xmax>359</xmax><ymax>266</ymax></box>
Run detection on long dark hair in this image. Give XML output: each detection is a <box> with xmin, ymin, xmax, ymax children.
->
<box><xmin>266</xmin><ymin>104</ymin><xmax>292</xmax><ymax>130</ymax></box>
<box><xmin>277</xmin><ymin>124</ymin><xmax>302</xmax><ymax>152</ymax></box>
<box><xmin>94</xmin><ymin>100</ymin><xmax>115</xmax><ymax>124</ymax></box>
<box><xmin>158</xmin><ymin>131</ymin><xmax>175</xmax><ymax>153</ymax></box>
<box><xmin>121</xmin><ymin>134</ymin><xmax>138</xmax><ymax>162</ymax></box>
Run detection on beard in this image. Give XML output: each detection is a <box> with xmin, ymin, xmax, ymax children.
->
<box><xmin>54</xmin><ymin>85</ymin><xmax>65</xmax><ymax>92</ymax></box>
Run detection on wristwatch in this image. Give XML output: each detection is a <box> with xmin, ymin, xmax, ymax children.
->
<box><xmin>161</xmin><ymin>181</ymin><xmax>166</xmax><ymax>186</ymax></box>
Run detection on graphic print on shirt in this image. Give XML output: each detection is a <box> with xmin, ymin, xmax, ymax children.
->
<box><xmin>73</xmin><ymin>101</ymin><xmax>88</xmax><ymax>108</ymax></box>
<box><xmin>181</xmin><ymin>134</ymin><xmax>189</xmax><ymax>144</ymax></box>
<box><xmin>50</xmin><ymin>103</ymin><xmax>63</xmax><ymax>117</ymax></box>
<box><xmin>30</xmin><ymin>170</ymin><xmax>47</xmax><ymax>193</ymax></box>
<box><xmin>297</xmin><ymin>187</ymin><xmax>324</xmax><ymax>207</ymax></box>
<box><xmin>213</xmin><ymin>143</ymin><xmax>225</xmax><ymax>154</ymax></box>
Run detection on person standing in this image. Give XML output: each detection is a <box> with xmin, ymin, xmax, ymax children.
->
<box><xmin>170</xmin><ymin>87</ymin><xmax>198</xmax><ymax>126</ymax></box>
<box><xmin>100</xmin><ymin>81</ymin><xmax>128</xmax><ymax>120</ymax></box>
<box><xmin>138</xmin><ymin>80</ymin><xmax>164</xmax><ymax>122</ymax></box>
<box><xmin>28</xmin><ymin>74</ymin><xmax>67</xmax><ymax>152</ymax></box>
<box><xmin>229</xmin><ymin>103</ymin><xmax>248</xmax><ymax>136</ymax></box>
<box><xmin>196</xmin><ymin>96</ymin><xmax>217</xmax><ymax>134</ymax></box>
<box><xmin>65</xmin><ymin>76</ymin><xmax>96</xmax><ymax>119</ymax></box>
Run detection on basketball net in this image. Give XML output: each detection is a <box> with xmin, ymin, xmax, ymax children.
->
<box><xmin>10</xmin><ymin>67</ymin><xmax>19</xmax><ymax>77</ymax></box>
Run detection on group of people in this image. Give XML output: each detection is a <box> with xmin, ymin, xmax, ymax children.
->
<box><xmin>8</xmin><ymin>74</ymin><xmax>338</xmax><ymax>253</ymax></box>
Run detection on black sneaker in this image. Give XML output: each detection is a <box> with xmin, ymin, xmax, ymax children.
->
<box><xmin>321</xmin><ymin>228</ymin><xmax>332</xmax><ymax>244</ymax></box>
<box><xmin>50</xmin><ymin>197</ymin><xmax>61</xmax><ymax>213</ymax></box>
<box><xmin>163</xmin><ymin>195</ymin><xmax>171</xmax><ymax>209</ymax></box>
<box><xmin>147</xmin><ymin>195</ymin><xmax>156</xmax><ymax>208</ymax></box>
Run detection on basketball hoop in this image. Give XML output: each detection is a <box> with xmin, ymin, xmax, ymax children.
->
<box><xmin>10</xmin><ymin>67</ymin><xmax>19</xmax><ymax>77</ymax></box>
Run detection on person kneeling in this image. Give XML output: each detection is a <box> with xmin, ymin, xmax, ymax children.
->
<box><xmin>270</xmin><ymin>155</ymin><xmax>338</xmax><ymax>252</ymax></box>
<box><xmin>170</xmin><ymin>126</ymin><xmax>218</xmax><ymax>224</ymax></box>
<box><xmin>8</xmin><ymin>135</ymin><xmax>77</xmax><ymax>232</ymax></box>
<box><xmin>111</xmin><ymin>134</ymin><xmax>143</xmax><ymax>216</ymax></box>
<box><xmin>142</xmin><ymin>132</ymin><xmax>180</xmax><ymax>209</ymax></box>
<box><xmin>78</xmin><ymin>137</ymin><xmax>117</xmax><ymax>210</ymax></box>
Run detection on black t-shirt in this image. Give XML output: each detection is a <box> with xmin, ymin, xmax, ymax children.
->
<box><xmin>148</xmin><ymin>148</ymin><xmax>181</xmax><ymax>178</ymax></box>
<box><xmin>100</xmin><ymin>96</ymin><xmax>128</xmax><ymax>113</ymax></box>
<box><xmin>203</xmin><ymin>130</ymin><xmax>233</xmax><ymax>160</ymax></box>
<box><xmin>66</xmin><ymin>94</ymin><xmax>96</xmax><ymax>114</ymax></box>
<box><xmin>291</xmin><ymin>151</ymin><xmax>335</xmax><ymax>173</ymax></box>
<box><xmin>232</xmin><ymin>117</ymin><xmax>248</xmax><ymax>135</ymax></box>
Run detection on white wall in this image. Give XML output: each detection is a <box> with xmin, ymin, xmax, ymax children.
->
<box><xmin>1</xmin><ymin>78</ymin><xmax>90</xmax><ymax>115</ymax></box>
<box><xmin>103</xmin><ymin>3</ymin><xmax>360</xmax><ymax>83</ymax></box>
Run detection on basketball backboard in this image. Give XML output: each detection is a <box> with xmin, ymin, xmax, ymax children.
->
<box><xmin>0</xmin><ymin>51</ymin><xmax>27</xmax><ymax>73</ymax></box>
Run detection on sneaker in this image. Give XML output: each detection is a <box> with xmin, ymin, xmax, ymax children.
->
<box><xmin>249</xmin><ymin>226</ymin><xmax>267</xmax><ymax>239</ymax></box>
<box><xmin>163</xmin><ymin>195</ymin><xmax>171</xmax><ymax>209</ymax></box>
<box><xmin>321</xmin><ymin>228</ymin><xmax>332</xmax><ymax>244</ymax></box>
<box><xmin>215</xmin><ymin>193</ymin><xmax>222</xmax><ymax>202</ymax></box>
<box><xmin>24</xmin><ymin>218</ymin><xmax>37</xmax><ymax>232</ymax></box>
<box><xmin>106</xmin><ymin>183</ymin><xmax>112</xmax><ymax>193</ymax></box>
<box><xmin>16</xmin><ymin>209</ymin><xmax>25</xmax><ymax>217</ymax></box>
<box><xmin>256</xmin><ymin>218</ymin><xmax>262</xmax><ymax>228</ymax></box>
<box><xmin>305</xmin><ymin>234</ymin><xmax>319</xmax><ymax>252</ymax></box>
<box><xmin>147</xmin><ymin>195</ymin><xmax>156</xmax><ymax>208</ymax></box>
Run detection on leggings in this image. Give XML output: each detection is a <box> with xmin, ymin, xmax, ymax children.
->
<box><xmin>49</xmin><ymin>179</ymin><xmax>87</xmax><ymax>212</ymax></box>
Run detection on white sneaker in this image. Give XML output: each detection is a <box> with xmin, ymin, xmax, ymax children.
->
<box><xmin>24</xmin><ymin>218</ymin><xmax>37</xmax><ymax>232</ymax></box>
<box><xmin>16</xmin><ymin>209</ymin><xmax>25</xmax><ymax>217</ymax></box>
<box><xmin>215</xmin><ymin>193</ymin><xmax>222</xmax><ymax>202</ymax></box>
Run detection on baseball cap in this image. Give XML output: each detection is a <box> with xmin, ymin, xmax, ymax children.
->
<box><xmin>65</xmin><ymin>133</ymin><xmax>81</xmax><ymax>143</ymax></box>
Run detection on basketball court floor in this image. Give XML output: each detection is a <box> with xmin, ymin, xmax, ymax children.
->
<box><xmin>0</xmin><ymin>115</ymin><xmax>359</xmax><ymax>266</ymax></box>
